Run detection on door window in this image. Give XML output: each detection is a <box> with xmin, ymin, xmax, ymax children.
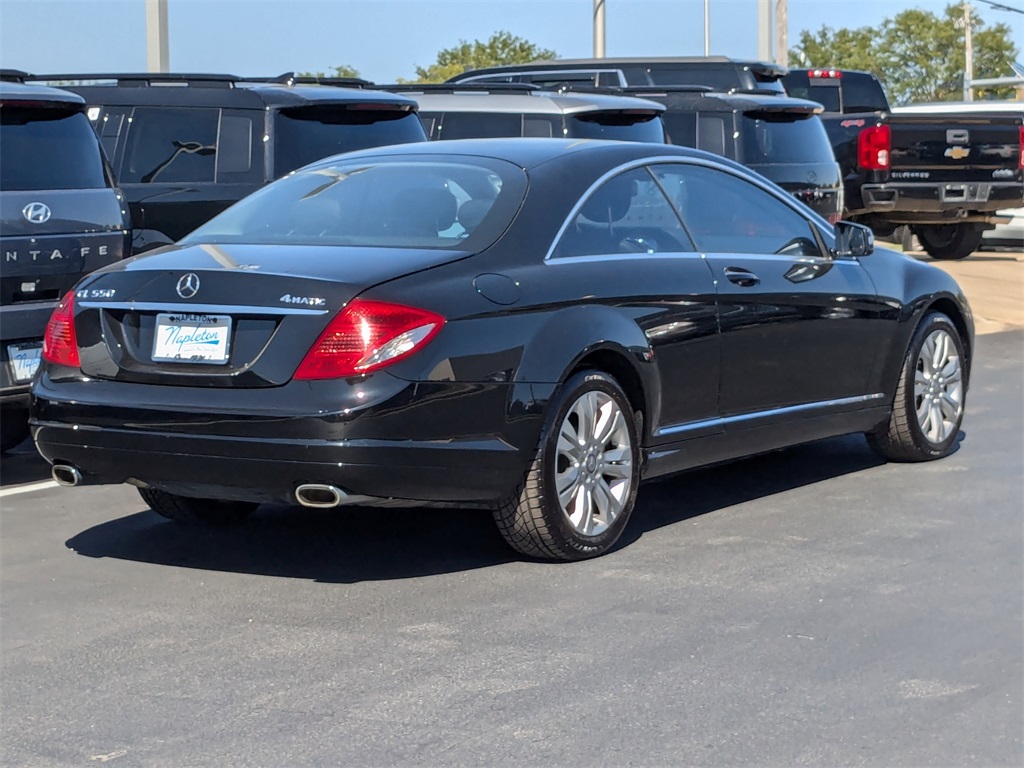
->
<box><xmin>552</xmin><ymin>167</ymin><xmax>695</xmax><ymax>258</ymax></box>
<box><xmin>651</xmin><ymin>163</ymin><xmax>822</xmax><ymax>257</ymax></box>
<box><xmin>121</xmin><ymin>107</ymin><xmax>219</xmax><ymax>184</ymax></box>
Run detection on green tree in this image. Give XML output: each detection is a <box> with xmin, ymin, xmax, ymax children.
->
<box><xmin>401</xmin><ymin>31</ymin><xmax>557</xmax><ymax>84</ymax></box>
<box><xmin>790</xmin><ymin>3</ymin><xmax>1019</xmax><ymax>104</ymax></box>
<box><xmin>297</xmin><ymin>65</ymin><xmax>362</xmax><ymax>80</ymax></box>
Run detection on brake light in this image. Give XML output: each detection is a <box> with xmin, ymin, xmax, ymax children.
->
<box><xmin>1018</xmin><ymin>126</ymin><xmax>1023</xmax><ymax>169</ymax></box>
<box><xmin>293</xmin><ymin>299</ymin><xmax>444</xmax><ymax>380</ymax></box>
<box><xmin>858</xmin><ymin>124</ymin><xmax>891</xmax><ymax>170</ymax></box>
<box><xmin>809</xmin><ymin>69</ymin><xmax>842</xmax><ymax>79</ymax></box>
<box><xmin>42</xmin><ymin>291</ymin><xmax>81</xmax><ymax>368</ymax></box>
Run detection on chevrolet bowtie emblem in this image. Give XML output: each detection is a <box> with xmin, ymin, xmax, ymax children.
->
<box><xmin>944</xmin><ymin>146</ymin><xmax>970</xmax><ymax>160</ymax></box>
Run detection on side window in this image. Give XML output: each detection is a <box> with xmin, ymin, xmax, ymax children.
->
<box><xmin>217</xmin><ymin>115</ymin><xmax>253</xmax><ymax>176</ymax></box>
<box><xmin>552</xmin><ymin>167</ymin><xmax>695</xmax><ymax>258</ymax></box>
<box><xmin>651</xmin><ymin>163</ymin><xmax>822</xmax><ymax>257</ymax></box>
<box><xmin>121</xmin><ymin>107</ymin><xmax>219</xmax><ymax>184</ymax></box>
<box><xmin>96</xmin><ymin>108</ymin><xmax>127</xmax><ymax>162</ymax></box>
<box><xmin>696</xmin><ymin>115</ymin><xmax>727</xmax><ymax>155</ymax></box>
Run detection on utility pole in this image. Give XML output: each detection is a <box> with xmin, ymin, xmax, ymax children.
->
<box><xmin>145</xmin><ymin>0</ymin><xmax>169</xmax><ymax>73</ymax></box>
<box><xmin>757</xmin><ymin>0</ymin><xmax>772</xmax><ymax>61</ymax></box>
<box><xmin>774</xmin><ymin>0</ymin><xmax>787</xmax><ymax>67</ymax></box>
<box><xmin>593</xmin><ymin>0</ymin><xmax>606</xmax><ymax>58</ymax></box>
<box><xmin>704</xmin><ymin>0</ymin><xmax>710</xmax><ymax>56</ymax></box>
<box><xmin>962</xmin><ymin>2</ymin><xmax>974</xmax><ymax>101</ymax></box>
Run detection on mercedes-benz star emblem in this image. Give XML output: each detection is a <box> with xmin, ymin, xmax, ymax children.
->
<box><xmin>176</xmin><ymin>273</ymin><xmax>201</xmax><ymax>299</ymax></box>
<box><xmin>22</xmin><ymin>202</ymin><xmax>52</xmax><ymax>224</ymax></box>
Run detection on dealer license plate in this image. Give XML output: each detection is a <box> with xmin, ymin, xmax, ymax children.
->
<box><xmin>7</xmin><ymin>342</ymin><xmax>42</xmax><ymax>382</ymax></box>
<box><xmin>152</xmin><ymin>313</ymin><xmax>231</xmax><ymax>364</ymax></box>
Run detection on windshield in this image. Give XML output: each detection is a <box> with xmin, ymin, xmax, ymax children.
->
<box><xmin>566</xmin><ymin>112</ymin><xmax>665</xmax><ymax>142</ymax></box>
<box><xmin>272</xmin><ymin>105</ymin><xmax>427</xmax><ymax>177</ymax></box>
<box><xmin>739</xmin><ymin>114</ymin><xmax>835</xmax><ymax>165</ymax></box>
<box><xmin>181</xmin><ymin>157</ymin><xmax>528</xmax><ymax>251</ymax></box>
<box><xmin>0</xmin><ymin>107</ymin><xmax>108</xmax><ymax>190</ymax></box>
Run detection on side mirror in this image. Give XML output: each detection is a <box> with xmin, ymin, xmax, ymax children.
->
<box><xmin>832</xmin><ymin>221</ymin><xmax>874</xmax><ymax>258</ymax></box>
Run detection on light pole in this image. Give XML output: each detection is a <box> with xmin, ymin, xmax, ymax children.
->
<box><xmin>145</xmin><ymin>0</ymin><xmax>169</xmax><ymax>73</ymax></box>
<box><xmin>594</xmin><ymin>0</ymin><xmax>606</xmax><ymax>58</ymax></box>
<box><xmin>704</xmin><ymin>0</ymin><xmax>710</xmax><ymax>56</ymax></box>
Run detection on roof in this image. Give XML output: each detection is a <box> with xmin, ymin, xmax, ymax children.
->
<box><xmin>404</xmin><ymin>90</ymin><xmax>666</xmax><ymax>116</ymax></box>
<box><xmin>22</xmin><ymin>73</ymin><xmax>417</xmax><ymax>111</ymax></box>
<box><xmin>0</xmin><ymin>80</ymin><xmax>86</xmax><ymax>106</ymax></box>
<box><xmin>610</xmin><ymin>89</ymin><xmax>823</xmax><ymax>115</ymax></box>
<box><xmin>451</xmin><ymin>57</ymin><xmax>789</xmax><ymax>79</ymax></box>
<box><xmin>300</xmin><ymin>136</ymin><xmax>716</xmax><ymax>172</ymax></box>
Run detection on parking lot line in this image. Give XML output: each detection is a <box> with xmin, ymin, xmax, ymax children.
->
<box><xmin>0</xmin><ymin>480</ymin><xmax>58</xmax><ymax>498</ymax></box>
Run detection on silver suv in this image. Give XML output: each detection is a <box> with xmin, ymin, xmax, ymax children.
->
<box><xmin>383</xmin><ymin>85</ymin><xmax>666</xmax><ymax>143</ymax></box>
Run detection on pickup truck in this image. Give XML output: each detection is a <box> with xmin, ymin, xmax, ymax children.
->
<box><xmin>783</xmin><ymin>68</ymin><xmax>1024</xmax><ymax>259</ymax></box>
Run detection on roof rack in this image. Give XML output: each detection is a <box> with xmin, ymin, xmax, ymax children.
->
<box><xmin>549</xmin><ymin>84</ymin><xmax>714</xmax><ymax>96</ymax></box>
<box><xmin>0</xmin><ymin>69</ymin><xmax>29</xmax><ymax>83</ymax></box>
<box><xmin>23</xmin><ymin>72</ymin><xmax>244</xmax><ymax>88</ymax></box>
<box><xmin>376</xmin><ymin>83</ymin><xmax>541</xmax><ymax>95</ymax></box>
<box><xmin>238</xmin><ymin>72</ymin><xmax>374</xmax><ymax>89</ymax></box>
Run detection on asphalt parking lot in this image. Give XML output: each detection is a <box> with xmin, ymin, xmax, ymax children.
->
<box><xmin>1</xmin><ymin>251</ymin><xmax>1022</xmax><ymax>766</ymax></box>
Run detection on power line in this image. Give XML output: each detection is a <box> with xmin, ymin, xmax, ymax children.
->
<box><xmin>974</xmin><ymin>0</ymin><xmax>1024</xmax><ymax>15</ymax></box>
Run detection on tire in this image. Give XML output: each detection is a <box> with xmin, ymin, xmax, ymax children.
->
<box><xmin>915</xmin><ymin>224</ymin><xmax>983</xmax><ymax>260</ymax></box>
<box><xmin>867</xmin><ymin>312</ymin><xmax>966</xmax><ymax>462</ymax></box>
<box><xmin>138</xmin><ymin>487</ymin><xmax>257</xmax><ymax>524</ymax></box>
<box><xmin>492</xmin><ymin>370</ymin><xmax>641</xmax><ymax>561</ymax></box>
<box><xmin>0</xmin><ymin>408</ymin><xmax>30</xmax><ymax>453</ymax></box>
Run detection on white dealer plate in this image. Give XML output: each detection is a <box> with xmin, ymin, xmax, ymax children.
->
<box><xmin>7</xmin><ymin>342</ymin><xmax>42</xmax><ymax>382</ymax></box>
<box><xmin>152</xmin><ymin>313</ymin><xmax>231</xmax><ymax>364</ymax></box>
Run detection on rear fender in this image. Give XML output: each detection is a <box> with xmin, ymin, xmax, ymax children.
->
<box><xmin>509</xmin><ymin>304</ymin><xmax>660</xmax><ymax>441</ymax></box>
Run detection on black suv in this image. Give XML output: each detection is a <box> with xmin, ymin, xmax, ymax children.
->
<box><xmin>24</xmin><ymin>73</ymin><xmax>427</xmax><ymax>253</ymax></box>
<box><xmin>0</xmin><ymin>75</ymin><xmax>131</xmax><ymax>451</ymax></box>
<box><xmin>566</xmin><ymin>85</ymin><xmax>843</xmax><ymax>222</ymax></box>
<box><xmin>447</xmin><ymin>57</ymin><xmax>788</xmax><ymax>94</ymax></box>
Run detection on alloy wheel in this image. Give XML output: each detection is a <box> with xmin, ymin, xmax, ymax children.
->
<box><xmin>914</xmin><ymin>328</ymin><xmax>963</xmax><ymax>444</ymax></box>
<box><xmin>554</xmin><ymin>390</ymin><xmax>633</xmax><ymax>537</ymax></box>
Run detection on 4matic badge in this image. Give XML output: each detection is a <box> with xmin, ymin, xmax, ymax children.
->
<box><xmin>279</xmin><ymin>294</ymin><xmax>326</xmax><ymax>307</ymax></box>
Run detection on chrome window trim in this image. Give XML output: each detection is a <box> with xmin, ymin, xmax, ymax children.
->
<box><xmin>543</xmin><ymin>154</ymin><xmax>829</xmax><ymax>263</ymax></box>
<box><xmin>654</xmin><ymin>393</ymin><xmax>886</xmax><ymax>437</ymax></box>
<box><xmin>75</xmin><ymin>301</ymin><xmax>330</xmax><ymax>316</ymax></box>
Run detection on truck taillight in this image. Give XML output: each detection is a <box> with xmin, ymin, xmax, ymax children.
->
<box><xmin>1018</xmin><ymin>126</ymin><xmax>1023</xmax><ymax>169</ymax></box>
<box><xmin>809</xmin><ymin>69</ymin><xmax>842</xmax><ymax>79</ymax></box>
<box><xmin>858</xmin><ymin>124</ymin><xmax>891</xmax><ymax>171</ymax></box>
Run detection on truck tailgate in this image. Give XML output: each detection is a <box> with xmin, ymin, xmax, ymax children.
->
<box><xmin>889</xmin><ymin>114</ymin><xmax>1022</xmax><ymax>182</ymax></box>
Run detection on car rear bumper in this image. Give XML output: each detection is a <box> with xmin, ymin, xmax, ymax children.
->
<box><xmin>854</xmin><ymin>181</ymin><xmax>1024</xmax><ymax>220</ymax></box>
<box><xmin>30</xmin><ymin>372</ymin><xmax>538</xmax><ymax>505</ymax></box>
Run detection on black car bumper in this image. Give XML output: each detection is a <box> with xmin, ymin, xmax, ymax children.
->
<box><xmin>31</xmin><ymin>372</ymin><xmax>540</xmax><ymax>505</ymax></box>
<box><xmin>853</xmin><ymin>181</ymin><xmax>1024</xmax><ymax>221</ymax></box>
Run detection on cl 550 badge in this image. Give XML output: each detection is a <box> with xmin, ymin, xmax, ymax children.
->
<box><xmin>279</xmin><ymin>294</ymin><xmax>326</xmax><ymax>307</ymax></box>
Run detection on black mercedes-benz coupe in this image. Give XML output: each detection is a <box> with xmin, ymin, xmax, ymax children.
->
<box><xmin>31</xmin><ymin>139</ymin><xmax>973</xmax><ymax>561</ymax></box>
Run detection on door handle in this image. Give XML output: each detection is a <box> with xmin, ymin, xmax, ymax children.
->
<box><xmin>724</xmin><ymin>267</ymin><xmax>760</xmax><ymax>287</ymax></box>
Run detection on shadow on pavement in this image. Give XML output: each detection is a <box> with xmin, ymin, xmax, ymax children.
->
<box><xmin>0</xmin><ymin>439</ymin><xmax>53</xmax><ymax>487</ymax></box>
<box><xmin>65</xmin><ymin>433</ymin><xmax>891</xmax><ymax>583</ymax></box>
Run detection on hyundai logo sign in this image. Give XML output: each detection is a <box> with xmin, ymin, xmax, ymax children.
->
<box><xmin>22</xmin><ymin>202</ymin><xmax>52</xmax><ymax>224</ymax></box>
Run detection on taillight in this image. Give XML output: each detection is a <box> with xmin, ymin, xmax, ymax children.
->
<box><xmin>808</xmin><ymin>69</ymin><xmax>842</xmax><ymax>79</ymax></box>
<box><xmin>42</xmin><ymin>291</ymin><xmax>81</xmax><ymax>368</ymax></box>
<box><xmin>1018</xmin><ymin>126</ymin><xmax>1023</xmax><ymax>169</ymax></box>
<box><xmin>858</xmin><ymin>124</ymin><xmax>891</xmax><ymax>170</ymax></box>
<box><xmin>293</xmin><ymin>299</ymin><xmax>444</xmax><ymax>380</ymax></box>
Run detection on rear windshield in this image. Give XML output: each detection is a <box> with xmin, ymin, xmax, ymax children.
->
<box><xmin>181</xmin><ymin>157</ymin><xmax>527</xmax><ymax>251</ymax></box>
<box><xmin>0</xmin><ymin>106</ymin><xmax>108</xmax><ymax>190</ymax></box>
<box><xmin>782</xmin><ymin>72</ymin><xmax>889</xmax><ymax>112</ymax></box>
<box><xmin>738</xmin><ymin>114</ymin><xmax>835</xmax><ymax>165</ymax></box>
<box><xmin>566</xmin><ymin>112</ymin><xmax>665</xmax><ymax>142</ymax></box>
<box><xmin>272</xmin><ymin>105</ymin><xmax>427</xmax><ymax>177</ymax></box>
<box><xmin>647</xmin><ymin>66</ymin><xmax>785</xmax><ymax>94</ymax></box>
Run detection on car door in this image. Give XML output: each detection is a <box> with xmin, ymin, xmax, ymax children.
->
<box><xmin>547</xmin><ymin>165</ymin><xmax>720</xmax><ymax>437</ymax></box>
<box><xmin>651</xmin><ymin>161</ymin><xmax>886</xmax><ymax>419</ymax></box>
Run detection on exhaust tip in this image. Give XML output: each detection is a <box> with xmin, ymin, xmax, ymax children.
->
<box><xmin>295</xmin><ymin>484</ymin><xmax>343</xmax><ymax>508</ymax></box>
<box><xmin>52</xmin><ymin>464</ymin><xmax>82</xmax><ymax>487</ymax></box>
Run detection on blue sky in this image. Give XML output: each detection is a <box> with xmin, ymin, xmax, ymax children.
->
<box><xmin>1</xmin><ymin>0</ymin><xmax>1021</xmax><ymax>84</ymax></box>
